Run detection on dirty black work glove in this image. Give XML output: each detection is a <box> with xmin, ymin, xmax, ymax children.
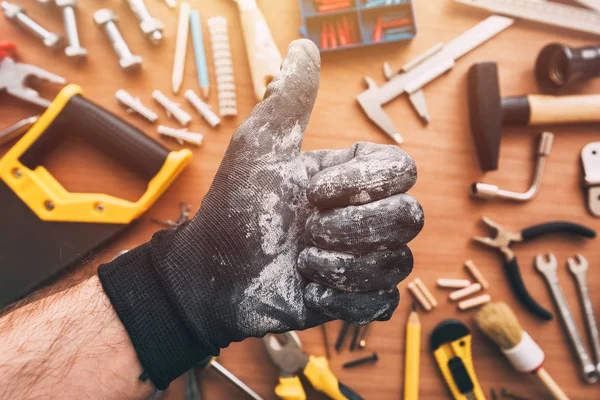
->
<box><xmin>98</xmin><ymin>39</ymin><xmax>424</xmax><ymax>389</ymax></box>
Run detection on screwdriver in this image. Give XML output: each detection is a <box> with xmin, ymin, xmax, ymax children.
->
<box><xmin>185</xmin><ymin>369</ymin><xmax>201</xmax><ymax>400</ymax></box>
<box><xmin>197</xmin><ymin>356</ymin><xmax>264</xmax><ymax>400</ymax></box>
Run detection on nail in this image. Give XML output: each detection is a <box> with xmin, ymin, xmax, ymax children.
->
<box><xmin>342</xmin><ymin>352</ymin><xmax>379</xmax><ymax>369</ymax></box>
<box><xmin>335</xmin><ymin>321</ymin><xmax>351</xmax><ymax>352</ymax></box>
<box><xmin>349</xmin><ymin>325</ymin><xmax>361</xmax><ymax>351</ymax></box>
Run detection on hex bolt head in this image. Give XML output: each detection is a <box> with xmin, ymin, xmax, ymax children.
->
<box><xmin>119</xmin><ymin>55</ymin><xmax>143</xmax><ymax>72</ymax></box>
<box><xmin>65</xmin><ymin>45</ymin><xmax>88</xmax><ymax>59</ymax></box>
<box><xmin>55</xmin><ymin>0</ymin><xmax>77</xmax><ymax>7</ymax></box>
<box><xmin>93</xmin><ymin>8</ymin><xmax>118</xmax><ymax>26</ymax></box>
<box><xmin>43</xmin><ymin>34</ymin><xmax>63</xmax><ymax>50</ymax></box>
<box><xmin>140</xmin><ymin>19</ymin><xmax>164</xmax><ymax>44</ymax></box>
<box><xmin>1</xmin><ymin>1</ymin><xmax>22</xmax><ymax>19</ymax></box>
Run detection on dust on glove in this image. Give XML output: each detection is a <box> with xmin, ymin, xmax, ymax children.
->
<box><xmin>98</xmin><ymin>39</ymin><xmax>424</xmax><ymax>390</ymax></box>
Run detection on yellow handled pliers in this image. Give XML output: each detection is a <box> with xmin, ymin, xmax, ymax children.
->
<box><xmin>262</xmin><ymin>331</ymin><xmax>363</xmax><ymax>400</ymax></box>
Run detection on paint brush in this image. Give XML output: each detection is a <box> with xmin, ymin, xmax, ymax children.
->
<box><xmin>474</xmin><ymin>302</ymin><xmax>569</xmax><ymax>400</ymax></box>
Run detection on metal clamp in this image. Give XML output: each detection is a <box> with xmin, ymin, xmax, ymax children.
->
<box><xmin>581</xmin><ymin>142</ymin><xmax>600</xmax><ymax>217</ymax></box>
<box><xmin>471</xmin><ymin>132</ymin><xmax>553</xmax><ymax>202</ymax></box>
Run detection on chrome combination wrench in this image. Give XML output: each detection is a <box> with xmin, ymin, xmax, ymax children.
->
<box><xmin>535</xmin><ymin>253</ymin><xmax>599</xmax><ymax>383</ymax></box>
<box><xmin>567</xmin><ymin>254</ymin><xmax>600</xmax><ymax>375</ymax></box>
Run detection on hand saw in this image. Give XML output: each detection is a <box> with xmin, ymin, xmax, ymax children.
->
<box><xmin>0</xmin><ymin>85</ymin><xmax>191</xmax><ymax>310</ymax></box>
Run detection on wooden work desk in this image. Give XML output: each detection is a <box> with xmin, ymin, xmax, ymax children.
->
<box><xmin>1</xmin><ymin>0</ymin><xmax>600</xmax><ymax>399</ymax></box>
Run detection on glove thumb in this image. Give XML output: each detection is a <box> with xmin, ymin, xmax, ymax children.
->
<box><xmin>230</xmin><ymin>39</ymin><xmax>321</xmax><ymax>157</ymax></box>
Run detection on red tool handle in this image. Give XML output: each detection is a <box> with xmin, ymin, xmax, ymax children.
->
<box><xmin>0</xmin><ymin>41</ymin><xmax>17</xmax><ymax>60</ymax></box>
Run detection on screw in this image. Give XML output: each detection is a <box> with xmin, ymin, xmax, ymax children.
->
<box><xmin>11</xmin><ymin>168</ymin><xmax>21</xmax><ymax>178</ymax></box>
<box><xmin>93</xmin><ymin>9</ymin><xmax>142</xmax><ymax>72</ymax></box>
<box><xmin>491</xmin><ymin>388</ymin><xmax>499</xmax><ymax>400</ymax></box>
<box><xmin>56</xmin><ymin>0</ymin><xmax>87</xmax><ymax>60</ymax></box>
<box><xmin>125</xmin><ymin>0</ymin><xmax>164</xmax><ymax>45</ymax></box>
<box><xmin>342</xmin><ymin>352</ymin><xmax>378</xmax><ymax>369</ymax></box>
<box><xmin>349</xmin><ymin>325</ymin><xmax>361</xmax><ymax>351</ymax></box>
<box><xmin>44</xmin><ymin>200</ymin><xmax>55</xmax><ymax>211</ymax></box>
<box><xmin>95</xmin><ymin>203</ymin><xmax>105</xmax><ymax>212</ymax></box>
<box><xmin>335</xmin><ymin>321</ymin><xmax>351</xmax><ymax>352</ymax></box>
<box><xmin>2</xmin><ymin>1</ymin><xmax>62</xmax><ymax>50</ymax></box>
<box><xmin>358</xmin><ymin>323</ymin><xmax>371</xmax><ymax>349</ymax></box>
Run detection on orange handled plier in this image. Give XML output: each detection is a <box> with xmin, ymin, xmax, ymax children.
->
<box><xmin>263</xmin><ymin>331</ymin><xmax>363</xmax><ymax>400</ymax></box>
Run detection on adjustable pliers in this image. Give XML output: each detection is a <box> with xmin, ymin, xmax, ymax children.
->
<box><xmin>473</xmin><ymin>217</ymin><xmax>596</xmax><ymax>320</ymax></box>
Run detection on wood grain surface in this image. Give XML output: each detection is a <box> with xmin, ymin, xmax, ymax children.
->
<box><xmin>2</xmin><ymin>0</ymin><xmax>600</xmax><ymax>399</ymax></box>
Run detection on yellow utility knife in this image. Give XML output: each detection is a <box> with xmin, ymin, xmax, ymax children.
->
<box><xmin>263</xmin><ymin>331</ymin><xmax>363</xmax><ymax>400</ymax></box>
<box><xmin>430</xmin><ymin>320</ymin><xmax>486</xmax><ymax>400</ymax></box>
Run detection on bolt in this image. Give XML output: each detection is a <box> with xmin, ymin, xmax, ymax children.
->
<box><xmin>125</xmin><ymin>0</ymin><xmax>164</xmax><ymax>45</ymax></box>
<box><xmin>2</xmin><ymin>1</ymin><xmax>62</xmax><ymax>50</ymax></box>
<box><xmin>358</xmin><ymin>323</ymin><xmax>371</xmax><ymax>349</ymax></box>
<box><xmin>56</xmin><ymin>0</ymin><xmax>87</xmax><ymax>60</ymax></box>
<box><xmin>93</xmin><ymin>9</ymin><xmax>142</xmax><ymax>72</ymax></box>
<box><xmin>342</xmin><ymin>352</ymin><xmax>379</xmax><ymax>369</ymax></box>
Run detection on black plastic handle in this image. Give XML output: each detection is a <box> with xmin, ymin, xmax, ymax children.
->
<box><xmin>505</xmin><ymin>257</ymin><xmax>553</xmax><ymax>321</ymax></box>
<box><xmin>521</xmin><ymin>222</ymin><xmax>596</xmax><ymax>242</ymax></box>
<box><xmin>339</xmin><ymin>381</ymin><xmax>363</xmax><ymax>400</ymax></box>
<box><xmin>21</xmin><ymin>94</ymin><xmax>170</xmax><ymax>181</ymax></box>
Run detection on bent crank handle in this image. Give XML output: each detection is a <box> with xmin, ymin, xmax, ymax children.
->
<box><xmin>505</xmin><ymin>257</ymin><xmax>553</xmax><ymax>321</ymax></box>
<box><xmin>522</xmin><ymin>222</ymin><xmax>596</xmax><ymax>241</ymax></box>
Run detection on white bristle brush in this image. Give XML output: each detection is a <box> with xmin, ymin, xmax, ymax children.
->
<box><xmin>474</xmin><ymin>302</ymin><xmax>569</xmax><ymax>400</ymax></box>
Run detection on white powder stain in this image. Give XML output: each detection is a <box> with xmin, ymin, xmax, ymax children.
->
<box><xmin>258</xmin><ymin>192</ymin><xmax>283</xmax><ymax>255</ymax></box>
<box><xmin>350</xmin><ymin>190</ymin><xmax>372</xmax><ymax>203</ymax></box>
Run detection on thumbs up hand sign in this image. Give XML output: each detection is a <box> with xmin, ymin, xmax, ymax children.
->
<box><xmin>99</xmin><ymin>40</ymin><xmax>424</xmax><ymax>390</ymax></box>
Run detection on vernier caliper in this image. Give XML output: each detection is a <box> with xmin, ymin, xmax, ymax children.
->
<box><xmin>356</xmin><ymin>15</ymin><xmax>514</xmax><ymax>144</ymax></box>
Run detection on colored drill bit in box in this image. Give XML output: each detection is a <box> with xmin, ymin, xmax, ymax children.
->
<box><xmin>314</xmin><ymin>0</ymin><xmax>352</xmax><ymax>13</ymax></box>
<box><xmin>320</xmin><ymin>16</ymin><xmax>354</xmax><ymax>50</ymax></box>
<box><xmin>373</xmin><ymin>14</ymin><xmax>412</xmax><ymax>42</ymax></box>
<box><xmin>365</xmin><ymin>0</ymin><xmax>404</xmax><ymax>7</ymax></box>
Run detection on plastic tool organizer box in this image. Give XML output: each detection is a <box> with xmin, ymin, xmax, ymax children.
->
<box><xmin>298</xmin><ymin>0</ymin><xmax>417</xmax><ymax>53</ymax></box>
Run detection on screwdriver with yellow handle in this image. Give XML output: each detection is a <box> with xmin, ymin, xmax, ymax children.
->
<box><xmin>263</xmin><ymin>331</ymin><xmax>363</xmax><ymax>400</ymax></box>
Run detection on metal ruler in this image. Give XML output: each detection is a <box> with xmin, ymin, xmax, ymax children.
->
<box><xmin>455</xmin><ymin>0</ymin><xmax>600</xmax><ymax>36</ymax></box>
<box><xmin>575</xmin><ymin>0</ymin><xmax>600</xmax><ymax>13</ymax></box>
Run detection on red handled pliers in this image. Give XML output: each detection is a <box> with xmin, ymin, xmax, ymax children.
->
<box><xmin>0</xmin><ymin>41</ymin><xmax>66</xmax><ymax>107</ymax></box>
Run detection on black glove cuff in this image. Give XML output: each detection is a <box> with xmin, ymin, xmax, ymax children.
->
<box><xmin>98</xmin><ymin>233</ymin><xmax>210</xmax><ymax>390</ymax></box>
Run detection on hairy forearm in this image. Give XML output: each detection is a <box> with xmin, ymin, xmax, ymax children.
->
<box><xmin>0</xmin><ymin>276</ymin><xmax>154</xmax><ymax>400</ymax></box>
